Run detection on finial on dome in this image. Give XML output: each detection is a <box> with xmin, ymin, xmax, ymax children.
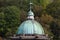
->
<box><xmin>27</xmin><ymin>0</ymin><xmax>34</xmax><ymax>20</ymax></box>
<box><xmin>30</xmin><ymin>2</ymin><xmax>33</xmax><ymax>11</ymax></box>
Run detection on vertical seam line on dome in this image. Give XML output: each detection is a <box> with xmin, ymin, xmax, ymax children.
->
<box><xmin>35</xmin><ymin>21</ymin><xmax>45</xmax><ymax>34</ymax></box>
<box><xmin>31</xmin><ymin>20</ymin><xmax>36</xmax><ymax>34</ymax></box>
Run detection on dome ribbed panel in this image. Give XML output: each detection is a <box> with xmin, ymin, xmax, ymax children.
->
<box><xmin>16</xmin><ymin>20</ymin><xmax>44</xmax><ymax>34</ymax></box>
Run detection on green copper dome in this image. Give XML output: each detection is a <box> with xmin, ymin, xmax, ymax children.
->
<box><xmin>16</xmin><ymin>2</ymin><xmax>45</xmax><ymax>35</ymax></box>
<box><xmin>16</xmin><ymin>20</ymin><xmax>44</xmax><ymax>34</ymax></box>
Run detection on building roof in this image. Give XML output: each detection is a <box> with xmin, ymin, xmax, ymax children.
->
<box><xmin>16</xmin><ymin>20</ymin><xmax>44</xmax><ymax>34</ymax></box>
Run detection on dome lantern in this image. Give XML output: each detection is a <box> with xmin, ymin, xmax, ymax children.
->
<box><xmin>27</xmin><ymin>2</ymin><xmax>34</xmax><ymax>20</ymax></box>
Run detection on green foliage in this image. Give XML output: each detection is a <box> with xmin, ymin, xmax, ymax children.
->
<box><xmin>46</xmin><ymin>0</ymin><xmax>60</xmax><ymax>39</ymax></box>
<box><xmin>39</xmin><ymin>0</ymin><xmax>52</xmax><ymax>9</ymax></box>
<box><xmin>0</xmin><ymin>6</ymin><xmax>20</xmax><ymax>36</ymax></box>
<box><xmin>0</xmin><ymin>12</ymin><xmax>5</xmax><ymax>32</ymax></box>
<box><xmin>46</xmin><ymin>0</ymin><xmax>60</xmax><ymax>18</ymax></box>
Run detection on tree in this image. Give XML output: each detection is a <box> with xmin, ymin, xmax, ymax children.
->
<box><xmin>46</xmin><ymin>0</ymin><xmax>60</xmax><ymax>19</ymax></box>
<box><xmin>50</xmin><ymin>21</ymin><xmax>60</xmax><ymax>40</ymax></box>
<box><xmin>39</xmin><ymin>0</ymin><xmax>52</xmax><ymax>9</ymax></box>
<box><xmin>0</xmin><ymin>6</ymin><xmax>21</xmax><ymax>37</ymax></box>
<box><xmin>46</xmin><ymin>0</ymin><xmax>60</xmax><ymax>39</ymax></box>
